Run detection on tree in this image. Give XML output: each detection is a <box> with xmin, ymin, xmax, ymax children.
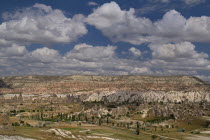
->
<box><xmin>91</xmin><ymin>116</ymin><xmax>95</xmax><ymax>123</ymax></box>
<box><xmin>136</xmin><ymin>121</ymin><xmax>140</xmax><ymax>135</ymax></box>
<box><xmin>51</xmin><ymin>113</ymin><xmax>54</xmax><ymax>120</ymax></box>
<box><xmin>130</xmin><ymin>121</ymin><xmax>133</xmax><ymax>125</ymax></box>
<box><xmin>99</xmin><ymin>118</ymin><xmax>102</xmax><ymax>126</ymax></box>
<box><xmin>60</xmin><ymin>113</ymin><xmax>63</xmax><ymax>120</ymax></box>
<box><xmin>78</xmin><ymin>114</ymin><xmax>81</xmax><ymax>121</ymax></box>
<box><xmin>161</xmin><ymin>126</ymin><xmax>163</xmax><ymax>131</ymax></box>
<box><xmin>85</xmin><ymin>115</ymin><xmax>88</xmax><ymax>122</ymax></box>
<box><xmin>154</xmin><ymin>126</ymin><xmax>157</xmax><ymax>131</ymax></box>
<box><xmin>71</xmin><ymin>115</ymin><xmax>76</xmax><ymax>121</ymax></box>
<box><xmin>40</xmin><ymin>112</ymin><xmax>44</xmax><ymax>121</ymax></box>
<box><xmin>126</xmin><ymin>112</ymin><xmax>130</xmax><ymax>117</ymax></box>
<box><xmin>127</xmin><ymin>123</ymin><xmax>130</xmax><ymax>129</ymax></box>
<box><xmin>112</xmin><ymin>122</ymin><xmax>115</xmax><ymax>126</ymax></box>
<box><xmin>106</xmin><ymin>116</ymin><xmax>109</xmax><ymax>125</ymax></box>
<box><xmin>64</xmin><ymin>113</ymin><xmax>68</xmax><ymax>121</ymax></box>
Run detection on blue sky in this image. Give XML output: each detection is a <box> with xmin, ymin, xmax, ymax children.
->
<box><xmin>0</xmin><ymin>0</ymin><xmax>210</xmax><ymax>80</ymax></box>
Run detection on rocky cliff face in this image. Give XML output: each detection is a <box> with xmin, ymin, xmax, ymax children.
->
<box><xmin>1</xmin><ymin>75</ymin><xmax>210</xmax><ymax>120</ymax></box>
<box><xmin>0</xmin><ymin>75</ymin><xmax>209</xmax><ymax>103</ymax></box>
<box><xmin>88</xmin><ymin>91</ymin><xmax>210</xmax><ymax>103</ymax></box>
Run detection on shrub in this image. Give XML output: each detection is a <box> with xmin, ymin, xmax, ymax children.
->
<box><xmin>151</xmin><ymin>135</ymin><xmax>158</xmax><ymax>139</ymax></box>
<box><xmin>191</xmin><ymin>131</ymin><xmax>200</xmax><ymax>134</ymax></box>
<box><xmin>203</xmin><ymin>121</ymin><xmax>210</xmax><ymax>128</ymax></box>
<box><xmin>25</xmin><ymin>123</ymin><xmax>32</xmax><ymax>127</ymax></box>
<box><xmin>177</xmin><ymin>128</ymin><xmax>185</xmax><ymax>132</ymax></box>
<box><xmin>12</xmin><ymin>122</ymin><xmax>20</xmax><ymax>126</ymax></box>
<box><xmin>126</xmin><ymin>112</ymin><xmax>130</xmax><ymax>117</ymax></box>
<box><xmin>19</xmin><ymin>110</ymin><xmax>25</xmax><ymax>113</ymax></box>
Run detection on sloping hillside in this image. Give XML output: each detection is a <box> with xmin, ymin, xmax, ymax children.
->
<box><xmin>0</xmin><ymin>75</ymin><xmax>209</xmax><ymax>95</ymax></box>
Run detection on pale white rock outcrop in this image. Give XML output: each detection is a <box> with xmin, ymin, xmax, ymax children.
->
<box><xmin>83</xmin><ymin>91</ymin><xmax>210</xmax><ymax>104</ymax></box>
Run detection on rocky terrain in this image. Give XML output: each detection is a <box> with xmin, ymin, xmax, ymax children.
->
<box><xmin>0</xmin><ymin>75</ymin><xmax>210</xmax><ymax>103</ymax></box>
<box><xmin>0</xmin><ymin>135</ymin><xmax>34</xmax><ymax>140</ymax></box>
<box><xmin>0</xmin><ymin>75</ymin><xmax>210</xmax><ymax>140</ymax></box>
<box><xmin>0</xmin><ymin>75</ymin><xmax>209</xmax><ymax>93</ymax></box>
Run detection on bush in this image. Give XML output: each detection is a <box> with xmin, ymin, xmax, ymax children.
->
<box><xmin>151</xmin><ymin>135</ymin><xmax>158</xmax><ymax>139</ymax></box>
<box><xmin>12</xmin><ymin>122</ymin><xmax>20</xmax><ymax>126</ymax></box>
<box><xmin>191</xmin><ymin>131</ymin><xmax>200</xmax><ymax>134</ymax></box>
<box><xmin>86</xmin><ymin>131</ymin><xmax>91</xmax><ymax>134</ymax></box>
<box><xmin>19</xmin><ymin>110</ymin><xmax>25</xmax><ymax>113</ymax></box>
<box><xmin>25</xmin><ymin>123</ymin><xmax>32</xmax><ymax>127</ymax></box>
<box><xmin>177</xmin><ymin>128</ymin><xmax>185</xmax><ymax>132</ymax></box>
<box><xmin>203</xmin><ymin>121</ymin><xmax>210</xmax><ymax>128</ymax></box>
<box><xmin>146</xmin><ymin>117</ymin><xmax>171</xmax><ymax>124</ymax></box>
<box><xmin>126</xmin><ymin>112</ymin><xmax>130</xmax><ymax>117</ymax></box>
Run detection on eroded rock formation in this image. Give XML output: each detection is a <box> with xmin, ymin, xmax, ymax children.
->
<box><xmin>0</xmin><ymin>75</ymin><xmax>209</xmax><ymax>104</ymax></box>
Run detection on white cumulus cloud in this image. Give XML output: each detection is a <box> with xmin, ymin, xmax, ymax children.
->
<box><xmin>183</xmin><ymin>0</ymin><xmax>205</xmax><ymax>6</ymax></box>
<box><xmin>0</xmin><ymin>44</ymin><xmax>28</xmax><ymax>57</ymax></box>
<box><xmin>128</xmin><ymin>47</ymin><xmax>142</xmax><ymax>57</ymax></box>
<box><xmin>0</xmin><ymin>3</ymin><xmax>87</xmax><ymax>45</ymax></box>
<box><xmin>149</xmin><ymin>42</ymin><xmax>210</xmax><ymax>71</ymax></box>
<box><xmin>65</xmin><ymin>43</ymin><xmax>116</xmax><ymax>61</ymax></box>
<box><xmin>27</xmin><ymin>47</ymin><xmax>60</xmax><ymax>63</ymax></box>
<box><xmin>86</xmin><ymin>2</ymin><xmax>210</xmax><ymax>45</ymax></box>
<box><xmin>88</xmin><ymin>1</ymin><xmax>98</xmax><ymax>6</ymax></box>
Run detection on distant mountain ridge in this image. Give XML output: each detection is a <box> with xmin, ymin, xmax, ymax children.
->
<box><xmin>0</xmin><ymin>75</ymin><xmax>210</xmax><ymax>104</ymax></box>
<box><xmin>0</xmin><ymin>75</ymin><xmax>209</xmax><ymax>95</ymax></box>
<box><xmin>0</xmin><ymin>74</ymin><xmax>208</xmax><ymax>83</ymax></box>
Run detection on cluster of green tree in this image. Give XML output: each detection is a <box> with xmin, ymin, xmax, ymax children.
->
<box><xmin>10</xmin><ymin>110</ymin><xmax>26</xmax><ymax>116</ymax></box>
<box><xmin>146</xmin><ymin>115</ymin><xmax>175</xmax><ymax>124</ymax></box>
<box><xmin>12</xmin><ymin>120</ymin><xmax>32</xmax><ymax>127</ymax></box>
<box><xmin>29</xmin><ymin>111</ymin><xmax>180</xmax><ymax>136</ymax></box>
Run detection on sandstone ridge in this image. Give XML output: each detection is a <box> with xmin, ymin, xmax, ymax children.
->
<box><xmin>0</xmin><ymin>75</ymin><xmax>209</xmax><ymax>95</ymax></box>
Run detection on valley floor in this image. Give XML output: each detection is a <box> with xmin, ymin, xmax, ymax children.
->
<box><xmin>1</xmin><ymin>122</ymin><xmax>210</xmax><ymax>140</ymax></box>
